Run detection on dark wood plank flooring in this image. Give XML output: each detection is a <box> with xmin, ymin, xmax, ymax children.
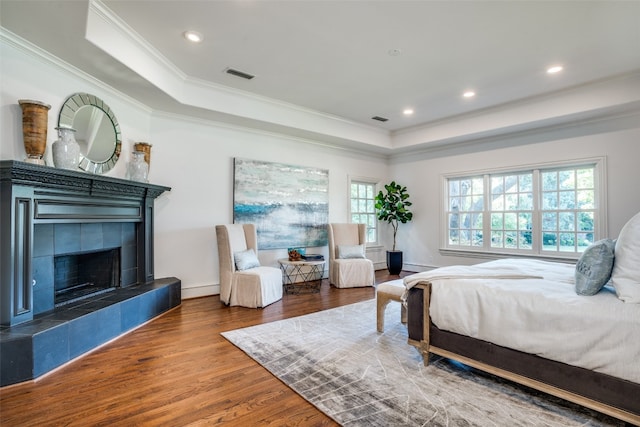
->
<box><xmin>0</xmin><ymin>271</ymin><xmax>408</xmax><ymax>426</ymax></box>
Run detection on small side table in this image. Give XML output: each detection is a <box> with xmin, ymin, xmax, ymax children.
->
<box><xmin>278</xmin><ymin>258</ymin><xmax>325</xmax><ymax>294</ymax></box>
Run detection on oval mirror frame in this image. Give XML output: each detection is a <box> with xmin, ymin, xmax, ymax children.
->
<box><xmin>58</xmin><ymin>93</ymin><xmax>122</xmax><ymax>174</ymax></box>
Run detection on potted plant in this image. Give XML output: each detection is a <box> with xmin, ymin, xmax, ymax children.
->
<box><xmin>374</xmin><ymin>181</ymin><xmax>413</xmax><ymax>275</ymax></box>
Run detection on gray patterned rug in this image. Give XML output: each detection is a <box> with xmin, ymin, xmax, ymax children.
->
<box><xmin>221</xmin><ymin>299</ymin><xmax>623</xmax><ymax>426</ymax></box>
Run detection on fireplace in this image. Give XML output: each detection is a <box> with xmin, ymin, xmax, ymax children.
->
<box><xmin>0</xmin><ymin>161</ymin><xmax>181</xmax><ymax>387</ymax></box>
<box><xmin>31</xmin><ymin>221</ymin><xmax>140</xmax><ymax>314</ymax></box>
<box><xmin>54</xmin><ymin>248</ymin><xmax>120</xmax><ymax>306</ymax></box>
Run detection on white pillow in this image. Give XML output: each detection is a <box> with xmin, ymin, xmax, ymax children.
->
<box><xmin>611</xmin><ymin>211</ymin><xmax>640</xmax><ymax>303</ymax></box>
<box><xmin>337</xmin><ymin>244</ymin><xmax>365</xmax><ymax>259</ymax></box>
<box><xmin>234</xmin><ymin>248</ymin><xmax>260</xmax><ymax>271</ymax></box>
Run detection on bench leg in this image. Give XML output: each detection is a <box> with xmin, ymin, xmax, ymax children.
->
<box><xmin>376</xmin><ymin>294</ymin><xmax>391</xmax><ymax>332</ymax></box>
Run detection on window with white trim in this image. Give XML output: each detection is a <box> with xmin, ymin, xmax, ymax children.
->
<box><xmin>444</xmin><ymin>159</ymin><xmax>604</xmax><ymax>257</ymax></box>
<box><xmin>350</xmin><ymin>180</ymin><xmax>378</xmax><ymax>244</ymax></box>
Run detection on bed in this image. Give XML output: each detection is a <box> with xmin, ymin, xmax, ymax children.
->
<box><xmin>403</xmin><ymin>211</ymin><xmax>640</xmax><ymax>425</ymax></box>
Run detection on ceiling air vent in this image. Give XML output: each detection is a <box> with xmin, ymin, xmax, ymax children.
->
<box><xmin>371</xmin><ymin>116</ymin><xmax>389</xmax><ymax>122</ymax></box>
<box><xmin>225</xmin><ymin>68</ymin><xmax>255</xmax><ymax>80</ymax></box>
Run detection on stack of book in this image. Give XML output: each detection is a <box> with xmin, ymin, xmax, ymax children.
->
<box><xmin>302</xmin><ymin>254</ymin><xmax>324</xmax><ymax>261</ymax></box>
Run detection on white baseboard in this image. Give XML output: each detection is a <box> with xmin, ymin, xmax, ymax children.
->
<box><xmin>373</xmin><ymin>261</ymin><xmax>387</xmax><ymax>270</ymax></box>
<box><xmin>181</xmin><ymin>283</ymin><xmax>219</xmax><ymax>299</ymax></box>
<box><xmin>179</xmin><ymin>264</ymin><xmax>438</xmax><ymax>299</ymax></box>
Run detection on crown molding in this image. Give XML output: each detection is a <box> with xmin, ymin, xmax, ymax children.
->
<box><xmin>0</xmin><ymin>27</ymin><xmax>152</xmax><ymax>115</ymax></box>
<box><xmin>393</xmin><ymin>69</ymin><xmax>640</xmax><ymax>139</ymax></box>
<box><xmin>89</xmin><ymin>0</ymin><xmax>187</xmax><ymax>81</ymax></box>
<box><xmin>86</xmin><ymin>1</ymin><xmax>390</xmax><ymax>149</ymax></box>
<box><xmin>389</xmin><ymin>101</ymin><xmax>640</xmax><ymax>163</ymax></box>
<box><xmin>151</xmin><ymin>109</ymin><xmax>390</xmax><ymax>161</ymax></box>
<box><xmin>92</xmin><ymin>0</ymin><xmax>387</xmax><ymax>135</ymax></box>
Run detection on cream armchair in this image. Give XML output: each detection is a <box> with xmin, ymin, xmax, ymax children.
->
<box><xmin>328</xmin><ymin>223</ymin><xmax>375</xmax><ymax>288</ymax></box>
<box><xmin>215</xmin><ymin>224</ymin><xmax>283</xmax><ymax>308</ymax></box>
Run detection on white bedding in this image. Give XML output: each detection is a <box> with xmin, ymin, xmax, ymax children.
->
<box><xmin>404</xmin><ymin>259</ymin><xmax>640</xmax><ymax>384</ymax></box>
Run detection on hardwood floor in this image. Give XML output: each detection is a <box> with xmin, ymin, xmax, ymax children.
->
<box><xmin>0</xmin><ymin>271</ymin><xmax>409</xmax><ymax>426</ymax></box>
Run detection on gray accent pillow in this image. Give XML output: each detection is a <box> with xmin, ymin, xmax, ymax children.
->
<box><xmin>234</xmin><ymin>248</ymin><xmax>260</xmax><ymax>271</ymax></box>
<box><xmin>337</xmin><ymin>244</ymin><xmax>365</xmax><ymax>259</ymax></box>
<box><xmin>575</xmin><ymin>239</ymin><xmax>616</xmax><ymax>296</ymax></box>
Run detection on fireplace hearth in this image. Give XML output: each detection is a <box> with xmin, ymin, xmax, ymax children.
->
<box><xmin>0</xmin><ymin>161</ymin><xmax>181</xmax><ymax>387</ymax></box>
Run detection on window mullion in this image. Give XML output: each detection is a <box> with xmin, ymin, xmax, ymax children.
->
<box><xmin>531</xmin><ymin>169</ymin><xmax>541</xmax><ymax>253</ymax></box>
<box><xmin>483</xmin><ymin>174</ymin><xmax>491</xmax><ymax>250</ymax></box>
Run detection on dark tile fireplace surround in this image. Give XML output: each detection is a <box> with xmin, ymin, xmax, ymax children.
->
<box><xmin>0</xmin><ymin>161</ymin><xmax>181</xmax><ymax>387</ymax></box>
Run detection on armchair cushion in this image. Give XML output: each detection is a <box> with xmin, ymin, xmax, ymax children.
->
<box><xmin>231</xmin><ymin>266</ymin><xmax>283</xmax><ymax>307</ymax></box>
<box><xmin>337</xmin><ymin>244</ymin><xmax>365</xmax><ymax>259</ymax></box>
<box><xmin>234</xmin><ymin>248</ymin><xmax>260</xmax><ymax>271</ymax></box>
<box><xmin>332</xmin><ymin>258</ymin><xmax>374</xmax><ymax>288</ymax></box>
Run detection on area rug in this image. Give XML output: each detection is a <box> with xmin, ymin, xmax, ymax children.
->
<box><xmin>221</xmin><ymin>299</ymin><xmax>623</xmax><ymax>426</ymax></box>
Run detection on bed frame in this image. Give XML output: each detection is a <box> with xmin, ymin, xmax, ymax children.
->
<box><xmin>406</xmin><ymin>283</ymin><xmax>640</xmax><ymax>425</ymax></box>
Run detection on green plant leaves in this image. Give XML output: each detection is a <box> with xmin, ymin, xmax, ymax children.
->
<box><xmin>374</xmin><ymin>181</ymin><xmax>413</xmax><ymax>250</ymax></box>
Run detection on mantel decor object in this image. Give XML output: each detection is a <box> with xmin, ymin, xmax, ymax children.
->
<box><xmin>19</xmin><ymin>99</ymin><xmax>51</xmax><ymax>165</ymax></box>
<box><xmin>58</xmin><ymin>93</ymin><xmax>121</xmax><ymax>174</ymax></box>
<box><xmin>133</xmin><ymin>142</ymin><xmax>152</xmax><ymax>169</ymax></box>
<box><xmin>51</xmin><ymin>126</ymin><xmax>80</xmax><ymax>170</ymax></box>
<box><xmin>126</xmin><ymin>151</ymin><xmax>149</xmax><ymax>183</ymax></box>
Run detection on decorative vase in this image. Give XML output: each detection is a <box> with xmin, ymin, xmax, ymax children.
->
<box><xmin>126</xmin><ymin>151</ymin><xmax>149</xmax><ymax>182</ymax></box>
<box><xmin>18</xmin><ymin>99</ymin><xmax>51</xmax><ymax>165</ymax></box>
<box><xmin>133</xmin><ymin>142</ymin><xmax>152</xmax><ymax>170</ymax></box>
<box><xmin>386</xmin><ymin>250</ymin><xmax>403</xmax><ymax>275</ymax></box>
<box><xmin>52</xmin><ymin>126</ymin><xmax>80</xmax><ymax>170</ymax></box>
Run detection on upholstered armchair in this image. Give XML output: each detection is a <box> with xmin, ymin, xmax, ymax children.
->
<box><xmin>215</xmin><ymin>224</ymin><xmax>283</xmax><ymax>308</ymax></box>
<box><xmin>327</xmin><ymin>223</ymin><xmax>375</xmax><ymax>288</ymax></box>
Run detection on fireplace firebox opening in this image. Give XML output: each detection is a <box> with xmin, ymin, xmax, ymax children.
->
<box><xmin>54</xmin><ymin>248</ymin><xmax>121</xmax><ymax>306</ymax></box>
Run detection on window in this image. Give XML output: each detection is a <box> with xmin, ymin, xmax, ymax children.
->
<box><xmin>444</xmin><ymin>159</ymin><xmax>604</xmax><ymax>258</ymax></box>
<box><xmin>350</xmin><ymin>180</ymin><xmax>378</xmax><ymax>244</ymax></box>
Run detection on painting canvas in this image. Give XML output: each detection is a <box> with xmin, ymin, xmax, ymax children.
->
<box><xmin>233</xmin><ymin>158</ymin><xmax>329</xmax><ymax>249</ymax></box>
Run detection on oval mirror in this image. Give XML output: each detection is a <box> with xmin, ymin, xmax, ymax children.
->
<box><xmin>58</xmin><ymin>93</ymin><xmax>121</xmax><ymax>174</ymax></box>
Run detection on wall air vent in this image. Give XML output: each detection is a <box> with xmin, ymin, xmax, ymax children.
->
<box><xmin>225</xmin><ymin>68</ymin><xmax>255</xmax><ymax>80</ymax></box>
<box><xmin>371</xmin><ymin>116</ymin><xmax>389</xmax><ymax>122</ymax></box>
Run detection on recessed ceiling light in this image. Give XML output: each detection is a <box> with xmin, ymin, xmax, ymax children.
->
<box><xmin>183</xmin><ymin>30</ymin><xmax>203</xmax><ymax>43</ymax></box>
<box><xmin>547</xmin><ymin>65</ymin><xmax>563</xmax><ymax>74</ymax></box>
<box><xmin>403</xmin><ymin>108</ymin><xmax>414</xmax><ymax>115</ymax></box>
<box><xmin>463</xmin><ymin>91</ymin><xmax>475</xmax><ymax>98</ymax></box>
<box><xmin>388</xmin><ymin>48</ymin><xmax>402</xmax><ymax>57</ymax></box>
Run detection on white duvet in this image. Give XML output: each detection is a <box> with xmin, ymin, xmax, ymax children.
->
<box><xmin>404</xmin><ymin>258</ymin><xmax>640</xmax><ymax>384</ymax></box>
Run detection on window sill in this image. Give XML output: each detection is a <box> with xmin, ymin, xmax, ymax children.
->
<box><xmin>439</xmin><ymin>248</ymin><xmax>578</xmax><ymax>264</ymax></box>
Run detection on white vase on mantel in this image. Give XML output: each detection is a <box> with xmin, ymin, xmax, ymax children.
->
<box><xmin>126</xmin><ymin>151</ymin><xmax>149</xmax><ymax>183</ymax></box>
<box><xmin>52</xmin><ymin>126</ymin><xmax>80</xmax><ymax>170</ymax></box>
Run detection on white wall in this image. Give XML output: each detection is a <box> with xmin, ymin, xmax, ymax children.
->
<box><xmin>148</xmin><ymin>113</ymin><xmax>388</xmax><ymax>297</ymax></box>
<box><xmin>3</xmin><ymin>35</ymin><xmax>640</xmax><ymax>299</ymax></box>
<box><xmin>0</xmin><ymin>37</ymin><xmax>389</xmax><ymax>299</ymax></box>
<box><xmin>389</xmin><ymin>114</ymin><xmax>640</xmax><ymax>271</ymax></box>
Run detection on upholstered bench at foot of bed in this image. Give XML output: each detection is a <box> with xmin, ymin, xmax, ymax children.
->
<box><xmin>376</xmin><ymin>279</ymin><xmax>407</xmax><ymax>332</ymax></box>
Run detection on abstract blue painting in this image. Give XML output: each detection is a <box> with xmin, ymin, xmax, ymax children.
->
<box><xmin>233</xmin><ymin>158</ymin><xmax>329</xmax><ymax>249</ymax></box>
